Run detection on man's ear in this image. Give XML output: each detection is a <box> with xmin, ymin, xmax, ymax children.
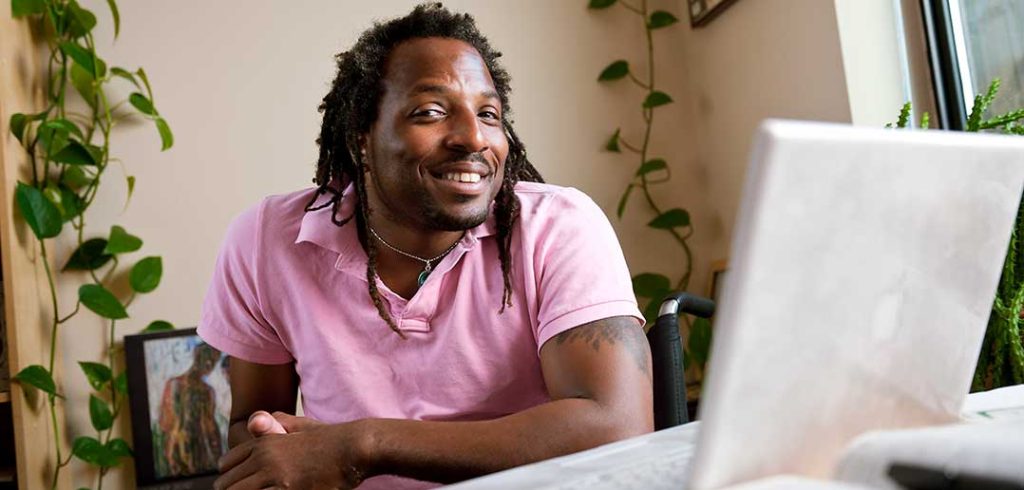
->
<box><xmin>358</xmin><ymin>134</ymin><xmax>371</xmax><ymax>172</ymax></box>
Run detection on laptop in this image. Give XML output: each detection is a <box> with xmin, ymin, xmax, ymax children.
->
<box><xmin>448</xmin><ymin>119</ymin><xmax>1024</xmax><ymax>489</ymax></box>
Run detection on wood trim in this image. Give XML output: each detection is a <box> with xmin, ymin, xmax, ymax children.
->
<box><xmin>0</xmin><ymin>5</ymin><xmax>71</xmax><ymax>489</ymax></box>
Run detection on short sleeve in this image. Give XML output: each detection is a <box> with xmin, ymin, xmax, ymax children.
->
<box><xmin>197</xmin><ymin>203</ymin><xmax>294</xmax><ymax>364</ymax></box>
<box><xmin>532</xmin><ymin>189</ymin><xmax>644</xmax><ymax>352</ymax></box>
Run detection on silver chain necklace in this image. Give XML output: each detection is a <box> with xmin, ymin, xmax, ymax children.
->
<box><xmin>368</xmin><ymin>226</ymin><xmax>464</xmax><ymax>286</ymax></box>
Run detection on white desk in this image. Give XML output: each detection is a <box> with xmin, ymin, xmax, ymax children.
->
<box><xmin>446</xmin><ymin>385</ymin><xmax>1024</xmax><ymax>489</ymax></box>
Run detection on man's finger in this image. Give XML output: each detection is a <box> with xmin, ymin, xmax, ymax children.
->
<box><xmin>218</xmin><ymin>441</ymin><xmax>254</xmax><ymax>474</ymax></box>
<box><xmin>248</xmin><ymin>410</ymin><xmax>287</xmax><ymax>437</ymax></box>
<box><xmin>214</xmin><ymin>450</ymin><xmax>264</xmax><ymax>490</ymax></box>
<box><xmin>272</xmin><ymin>411</ymin><xmax>321</xmax><ymax>433</ymax></box>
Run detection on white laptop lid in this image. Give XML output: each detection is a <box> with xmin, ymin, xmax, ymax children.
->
<box><xmin>689</xmin><ymin>120</ymin><xmax>1024</xmax><ymax>489</ymax></box>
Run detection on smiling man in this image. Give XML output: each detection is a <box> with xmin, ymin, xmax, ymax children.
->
<box><xmin>198</xmin><ymin>3</ymin><xmax>652</xmax><ymax>489</ymax></box>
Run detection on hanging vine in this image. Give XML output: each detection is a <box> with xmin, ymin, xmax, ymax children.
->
<box><xmin>8</xmin><ymin>0</ymin><xmax>176</xmax><ymax>488</ymax></box>
<box><xmin>589</xmin><ymin>0</ymin><xmax>711</xmax><ymax>377</ymax></box>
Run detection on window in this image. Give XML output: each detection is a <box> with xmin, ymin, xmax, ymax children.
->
<box><xmin>922</xmin><ymin>0</ymin><xmax>1024</xmax><ymax>129</ymax></box>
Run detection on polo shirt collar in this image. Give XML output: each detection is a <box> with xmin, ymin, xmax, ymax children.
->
<box><xmin>294</xmin><ymin>184</ymin><xmax>497</xmax><ymax>258</ymax></box>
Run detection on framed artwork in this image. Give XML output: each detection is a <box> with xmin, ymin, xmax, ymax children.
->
<box><xmin>687</xmin><ymin>0</ymin><xmax>740</xmax><ymax>27</ymax></box>
<box><xmin>125</xmin><ymin>328</ymin><xmax>230</xmax><ymax>489</ymax></box>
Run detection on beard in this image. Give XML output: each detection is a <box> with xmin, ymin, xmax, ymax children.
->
<box><xmin>416</xmin><ymin>187</ymin><xmax>492</xmax><ymax>231</ymax></box>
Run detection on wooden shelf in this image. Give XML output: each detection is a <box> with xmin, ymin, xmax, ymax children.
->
<box><xmin>0</xmin><ymin>392</ymin><xmax>8</xmax><ymax>404</ymax></box>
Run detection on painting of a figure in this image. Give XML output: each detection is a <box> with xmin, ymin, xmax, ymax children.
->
<box><xmin>143</xmin><ymin>335</ymin><xmax>231</xmax><ymax>479</ymax></box>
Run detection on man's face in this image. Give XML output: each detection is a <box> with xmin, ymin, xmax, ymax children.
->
<box><xmin>364</xmin><ymin>37</ymin><xmax>509</xmax><ymax>232</ymax></box>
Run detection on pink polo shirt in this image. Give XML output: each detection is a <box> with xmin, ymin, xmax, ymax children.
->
<box><xmin>198</xmin><ymin>181</ymin><xmax>642</xmax><ymax>488</ymax></box>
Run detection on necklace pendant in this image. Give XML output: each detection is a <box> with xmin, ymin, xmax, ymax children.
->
<box><xmin>417</xmin><ymin>269</ymin><xmax>430</xmax><ymax>286</ymax></box>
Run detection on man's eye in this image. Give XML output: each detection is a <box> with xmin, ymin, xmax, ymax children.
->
<box><xmin>479</xmin><ymin>110</ymin><xmax>501</xmax><ymax>120</ymax></box>
<box><xmin>414</xmin><ymin>109</ymin><xmax>445</xmax><ymax>118</ymax></box>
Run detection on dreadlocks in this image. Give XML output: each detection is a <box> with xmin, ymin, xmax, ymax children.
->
<box><xmin>306</xmin><ymin>3</ymin><xmax>544</xmax><ymax>337</ymax></box>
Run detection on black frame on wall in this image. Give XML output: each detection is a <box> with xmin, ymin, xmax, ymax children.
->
<box><xmin>920</xmin><ymin>0</ymin><xmax>967</xmax><ymax>130</ymax></box>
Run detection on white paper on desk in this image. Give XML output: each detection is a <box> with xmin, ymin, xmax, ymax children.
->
<box><xmin>687</xmin><ymin>123</ymin><xmax>1024</xmax><ymax>489</ymax></box>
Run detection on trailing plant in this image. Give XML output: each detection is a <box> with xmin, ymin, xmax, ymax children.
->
<box><xmin>588</xmin><ymin>0</ymin><xmax>712</xmax><ymax>376</ymax></box>
<box><xmin>889</xmin><ymin>79</ymin><xmax>1024</xmax><ymax>390</ymax></box>
<box><xmin>8</xmin><ymin>0</ymin><xmax>176</xmax><ymax>488</ymax></box>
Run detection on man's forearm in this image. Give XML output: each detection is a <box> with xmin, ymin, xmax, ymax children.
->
<box><xmin>359</xmin><ymin>397</ymin><xmax>652</xmax><ymax>484</ymax></box>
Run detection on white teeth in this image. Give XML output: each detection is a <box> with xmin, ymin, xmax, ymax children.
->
<box><xmin>441</xmin><ymin>172</ymin><xmax>482</xmax><ymax>183</ymax></box>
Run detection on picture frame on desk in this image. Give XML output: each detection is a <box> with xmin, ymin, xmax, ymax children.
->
<box><xmin>124</xmin><ymin>328</ymin><xmax>230</xmax><ymax>489</ymax></box>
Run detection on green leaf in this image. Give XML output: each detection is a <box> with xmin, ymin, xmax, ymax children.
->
<box><xmin>15</xmin><ymin>182</ymin><xmax>63</xmax><ymax>239</ymax></box>
<box><xmin>66</xmin><ymin>0</ymin><xmax>97</xmax><ymax>38</ymax></box>
<box><xmin>79</xmin><ymin>362</ymin><xmax>112</xmax><ymax>391</ymax></box>
<box><xmin>72</xmin><ymin>437</ymin><xmax>104</xmax><ymax>468</ymax></box>
<box><xmin>125</xmin><ymin>175</ymin><xmax>136</xmax><ymax>207</ymax></box>
<box><xmin>70</xmin><ymin>62</ymin><xmax>96</xmax><ymax>107</ymax></box>
<box><xmin>648</xmin><ymin>208</ymin><xmax>690</xmax><ymax>229</ymax></box>
<box><xmin>155</xmin><ymin>117</ymin><xmax>174</xmax><ymax>150</ymax></box>
<box><xmin>59</xmin><ymin>41</ymin><xmax>105</xmax><ymax>78</ymax></box>
<box><xmin>11</xmin><ymin>0</ymin><xmax>45</xmax><ymax>17</ymax></box>
<box><xmin>643</xmin><ymin>91</ymin><xmax>673</xmax><ymax>108</ymax></box>
<box><xmin>920</xmin><ymin>111</ymin><xmax>930</xmax><ymax>130</ymax></box>
<box><xmin>110</xmin><ymin>67</ymin><xmax>139</xmax><ymax>88</ymax></box>
<box><xmin>130</xmin><ymin>256</ymin><xmax>163</xmax><ymax>293</ymax></box>
<box><xmin>687</xmin><ymin>317</ymin><xmax>713</xmax><ymax>365</ymax></box>
<box><xmin>79</xmin><ymin>284</ymin><xmax>128</xmax><ymax>320</ymax></box>
<box><xmin>142</xmin><ymin>320</ymin><xmax>174</xmax><ymax>332</ymax></box>
<box><xmin>63</xmin><ymin>165</ymin><xmax>94</xmax><ymax>188</ymax></box>
<box><xmin>43</xmin><ymin>184</ymin><xmax>63</xmax><ymax>216</ymax></box>
<box><xmin>895</xmin><ymin>101</ymin><xmax>912</xmax><ymax>129</ymax></box>
<box><xmin>128</xmin><ymin>93</ymin><xmax>156</xmax><ymax>116</ymax></box>
<box><xmin>63</xmin><ymin>238</ymin><xmax>113</xmax><ymax>271</ymax></box>
<box><xmin>598</xmin><ymin>60</ymin><xmax>629</xmax><ymax>81</ymax></box>
<box><xmin>632</xmin><ymin>273</ymin><xmax>671</xmax><ymax>298</ymax></box>
<box><xmin>136</xmin><ymin>67</ymin><xmax>154</xmax><ymax>100</ymax></box>
<box><xmin>106</xmin><ymin>0</ymin><xmax>120</xmax><ymax>38</ymax></box>
<box><xmin>14</xmin><ymin>365</ymin><xmax>58</xmax><ymax>397</ymax></box>
<box><xmin>106</xmin><ymin>438</ymin><xmax>132</xmax><ymax>458</ymax></box>
<box><xmin>636</xmin><ymin>158</ymin><xmax>667</xmax><ymax>177</ymax></box>
<box><xmin>588</xmin><ymin>0</ymin><xmax>617</xmax><ymax>9</ymax></box>
<box><xmin>114</xmin><ymin>371</ymin><xmax>128</xmax><ymax>395</ymax></box>
<box><xmin>58</xmin><ymin>186</ymin><xmax>85</xmax><ymax>222</ymax></box>
<box><xmin>9</xmin><ymin>113</ymin><xmax>28</xmax><ymax>144</ymax></box>
<box><xmin>605</xmin><ymin>128</ymin><xmax>621</xmax><ymax>152</ymax></box>
<box><xmin>648</xmin><ymin>10</ymin><xmax>679</xmax><ymax>29</ymax></box>
<box><xmin>617</xmin><ymin>183</ymin><xmax>633</xmax><ymax>219</ymax></box>
<box><xmin>50</xmin><ymin>140</ymin><xmax>100</xmax><ymax>166</ymax></box>
<box><xmin>89</xmin><ymin>395</ymin><xmax>113</xmax><ymax>431</ymax></box>
<box><xmin>104</xmin><ymin>225</ymin><xmax>143</xmax><ymax>255</ymax></box>
<box><xmin>38</xmin><ymin>121</ymin><xmax>71</xmax><ymax>155</ymax></box>
<box><xmin>967</xmin><ymin>79</ymin><xmax>1001</xmax><ymax>132</ymax></box>
<box><xmin>46</xmin><ymin>118</ymin><xmax>84</xmax><ymax>139</ymax></box>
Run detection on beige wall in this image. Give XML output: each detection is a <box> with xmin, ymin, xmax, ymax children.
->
<box><xmin>0</xmin><ymin>0</ymin><xmax>912</xmax><ymax>487</ymax></box>
<box><xmin>679</xmin><ymin>0</ymin><xmax>853</xmax><ymax>275</ymax></box>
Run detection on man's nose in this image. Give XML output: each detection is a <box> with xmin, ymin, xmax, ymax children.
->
<box><xmin>444</xmin><ymin>107</ymin><xmax>489</xmax><ymax>154</ymax></box>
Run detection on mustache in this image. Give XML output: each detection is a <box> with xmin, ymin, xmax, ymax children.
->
<box><xmin>443</xmin><ymin>152</ymin><xmax>488</xmax><ymax>165</ymax></box>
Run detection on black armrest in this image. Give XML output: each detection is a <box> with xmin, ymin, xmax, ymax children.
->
<box><xmin>647</xmin><ymin>293</ymin><xmax>715</xmax><ymax>430</ymax></box>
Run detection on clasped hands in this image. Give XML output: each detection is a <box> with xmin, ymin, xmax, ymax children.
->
<box><xmin>213</xmin><ymin>411</ymin><xmax>370</xmax><ymax>490</ymax></box>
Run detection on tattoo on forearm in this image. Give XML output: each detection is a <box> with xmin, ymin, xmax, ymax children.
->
<box><xmin>554</xmin><ymin>317</ymin><xmax>651</xmax><ymax>375</ymax></box>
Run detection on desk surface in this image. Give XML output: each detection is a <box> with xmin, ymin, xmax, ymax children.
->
<box><xmin>446</xmin><ymin>385</ymin><xmax>1024</xmax><ymax>490</ymax></box>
